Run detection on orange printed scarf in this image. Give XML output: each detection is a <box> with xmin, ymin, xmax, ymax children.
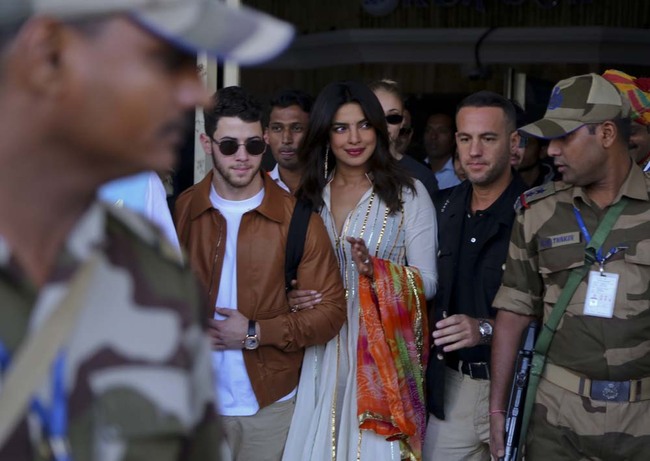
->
<box><xmin>357</xmin><ymin>258</ymin><xmax>429</xmax><ymax>461</ymax></box>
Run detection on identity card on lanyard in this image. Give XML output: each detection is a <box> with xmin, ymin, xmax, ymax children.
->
<box><xmin>573</xmin><ymin>206</ymin><xmax>626</xmax><ymax>319</ymax></box>
<box><xmin>584</xmin><ymin>271</ymin><xmax>618</xmax><ymax>318</ymax></box>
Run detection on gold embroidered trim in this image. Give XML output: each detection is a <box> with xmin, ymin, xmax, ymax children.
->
<box><xmin>373</xmin><ymin>204</ymin><xmax>390</xmax><ymax>257</ymax></box>
<box><xmin>405</xmin><ymin>267</ymin><xmax>425</xmax><ymax>375</ymax></box>
<box><xmin>356</xmin><ymin>428</ymin><xmax>363</xmax><ymax>461</ymax></box>
<box><xmin>330</xmin><ymin>334</ymin><xmax>340</xmax><ymax>461</ymax></box>
<box><xmin>359</xmin><ymin>192</ymin><xmax>375</xmax><ymax>240</ymax></box>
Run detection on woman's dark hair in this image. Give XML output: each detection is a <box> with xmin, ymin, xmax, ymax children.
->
<box><xmin>296</xmin><ymin>80</ymin><xmax>414</xmax><ymax>213</ymax></box>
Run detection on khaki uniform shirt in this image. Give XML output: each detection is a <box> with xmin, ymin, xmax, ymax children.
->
<box><xmin>493</xmin><ymin>165</ymin><xmax>650</xmax><ymax>381</ymax></box>
<box><xmin>0</xmin><ymin>204</ymin><xmax>220</xmax><ymax>461</ymax></box>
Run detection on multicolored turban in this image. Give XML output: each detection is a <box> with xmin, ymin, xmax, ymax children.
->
<box><xmin>602</xmin><ymin>69</ymin><xmax>650</xmax><ymax>126</ymax></box>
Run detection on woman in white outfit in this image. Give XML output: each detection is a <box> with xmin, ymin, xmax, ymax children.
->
<box><xmin>282</xmin><ymin>81</ymin><xmax>438</xmax><ymax>461</ymax></box>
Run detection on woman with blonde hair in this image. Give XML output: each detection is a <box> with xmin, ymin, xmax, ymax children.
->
<box><xmin>368</xmin><ymin>78</ymin><xmax>439</xmax><ymax>199</ymax></box>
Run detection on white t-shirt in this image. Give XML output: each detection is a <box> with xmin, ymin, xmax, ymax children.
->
<box><xmin>209</xmin><ymin>185</ymin><xmax>264</xmax><ymax>416</ymax></box>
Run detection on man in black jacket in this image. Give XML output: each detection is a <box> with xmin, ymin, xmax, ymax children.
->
<box><xmin>423</xmin><ymin>91</ymin><xmax>528</xmax><ymax>461</ymax></box>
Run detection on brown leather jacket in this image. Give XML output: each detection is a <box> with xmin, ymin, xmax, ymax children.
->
<box><xmin>174</xmin><ymin>171</ymin><xmax>346</xmax><ymax>409</ymax></box>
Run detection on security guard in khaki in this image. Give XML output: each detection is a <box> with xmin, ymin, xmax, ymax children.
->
<box><xmin>489</xmin><ymin>73</ymin><xmax>650</xmax><ymax>461</ymax></box>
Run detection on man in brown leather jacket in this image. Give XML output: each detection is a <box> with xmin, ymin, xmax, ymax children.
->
<box><xmin>174</xmin><ymin>86</ymin><xmax>346</xmax><ymax>461</ymax></box>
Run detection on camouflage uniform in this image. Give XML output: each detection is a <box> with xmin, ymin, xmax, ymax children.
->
<box><xmin>0</xmin><ymin>203</ymin><xmax>220</xmax><ymax>461</ymax></box>
<box><xmin>493</xmin><ymin>165</ymin><xmax>650</xmax><ymax>460</ymax></box>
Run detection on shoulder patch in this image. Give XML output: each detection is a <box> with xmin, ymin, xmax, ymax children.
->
<box><xmin>514</xmin><ymin>182</ymin><xmax>562</xmax><ymax>212</ymax></box>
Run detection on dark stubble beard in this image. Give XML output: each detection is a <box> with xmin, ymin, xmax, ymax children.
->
<box><xmin>210</xmin><ymin>146</ymin><xmax>260</xmax><ymax>189</ymax></box>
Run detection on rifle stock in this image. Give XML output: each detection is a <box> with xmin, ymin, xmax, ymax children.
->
<box><xmin>499</xmin><ymin>320</ymin><xmax>538</xmax><ymax>461</ymax></box>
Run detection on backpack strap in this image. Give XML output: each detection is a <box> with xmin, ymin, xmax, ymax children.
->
<box><xmin>284</xmin><ymin>199</ymin><xmax>313</xmax><ymax>292</ymax></box>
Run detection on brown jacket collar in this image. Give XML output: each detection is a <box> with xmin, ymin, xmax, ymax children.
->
<box><xmin>188</xmin><ymin>170</ymin><xmax>289</xmax><ymax>223</ymax></box>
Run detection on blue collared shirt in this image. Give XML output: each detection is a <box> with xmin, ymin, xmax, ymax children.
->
<box><xmin>435</xmin><ymin>157</ymin><xmax>461</xmax><ymax>190</ymax></box>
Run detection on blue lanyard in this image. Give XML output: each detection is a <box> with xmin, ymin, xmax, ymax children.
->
<box><xmin>573</xmin><ymin>206</ymin><xmax>604</xmax><ymax>262</ymax></box>
<box><xmin>0</xmin><ymin>342</ymin><xmax>10</xmax><ymax>374</ymax></box>
<box><xmin>0</xmin><ymin>341</ymin><xmax>71</xmax><ymax>461</ymax></box>
<box><xmin>573</xmin><ymin>206</ymin><xmax>627</xmax><ymax>271</ymax></box>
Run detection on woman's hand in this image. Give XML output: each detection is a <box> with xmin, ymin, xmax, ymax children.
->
<box><xmin>287</xmin><ymin>279</ymin><xmax>322</xmax><ymax>312</ymax></box>
<box><xmin>346</xmin><ymin>236</ymin><xmax>373</xmax><ymax>278</ymax></box>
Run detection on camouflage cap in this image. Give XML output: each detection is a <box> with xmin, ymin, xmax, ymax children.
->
<box><xmin>0</xmin><ymin>0</ymin><xmax>294</xmax><ymax>66</ymax></box>
<box><xmin>520</xmin><ymin>73</ymin><xmax>630</xmax><ymax>140</ymax></box>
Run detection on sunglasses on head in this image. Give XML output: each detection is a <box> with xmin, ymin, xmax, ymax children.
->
<box><xmin>385</xmin><ymin>114</ymin><xmax>404</xmax><ymax>125</ymax></box>
<box><xmin>211</xmin><ymin>137</ymin><xmax>267</xmax><ymax>156</ymax></box>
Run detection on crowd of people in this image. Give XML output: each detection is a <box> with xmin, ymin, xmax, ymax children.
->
<box><xmin>1</xmin><ymin>2</ymin><xmax>650</xmax><ymax>461</ymax></box>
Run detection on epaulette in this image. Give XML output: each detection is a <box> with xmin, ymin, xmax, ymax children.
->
<box><xmin>514</xmin><ymin>182</ymin><xmax>560</xmax><ymax>212</ymax></box>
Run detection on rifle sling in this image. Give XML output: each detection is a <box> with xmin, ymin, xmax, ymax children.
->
<box><xmin>516</xmin><ymin>197</ymin><xmax>629</xmax><ymax>459</ymax></box>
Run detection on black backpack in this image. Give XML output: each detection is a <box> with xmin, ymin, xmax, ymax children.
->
<box><xmin>284</xmin><ymin>199</ymin><xmax>313</xmax><ymax>292</ymax></box>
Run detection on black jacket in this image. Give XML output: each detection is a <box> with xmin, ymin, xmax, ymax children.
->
<box><xmin>426</xmin><ymin>173</ymin><xmax>528</xmax><ymax>420</ymax></box>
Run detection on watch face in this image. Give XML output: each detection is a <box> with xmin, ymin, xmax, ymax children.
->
<box><xmin>244</xmin><ymin>336</ymin><xmax>259</xmax><ymax>350</ymax></box>
<box><xmin>480</xmin><ymin>321</ymin><xmax>493</xmax><ymax>336</ymax></box>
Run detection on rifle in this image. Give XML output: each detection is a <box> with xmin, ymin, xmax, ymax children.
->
<box><xmin>499</xmin><ymin>320</ymin><xmax>538</xmax><ymax>461</ymax></box>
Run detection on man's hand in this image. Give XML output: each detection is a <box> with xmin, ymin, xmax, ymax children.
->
<box><xmin>490</xmin><ymin>412</ymin><xmax>507</xmax><ymax>459</ymax></box>
<box><xmin>208</xmin><ymin>308</ymin><xmax>252</xmax><ymax>350</ymax></box>
<box><xmin>432</xmin><ymin>314</ymin><xmax>482</xmax><ymax>352</ymax></box>
<box><xmin>287</xmin><ymin>279</ymin><xmax>322</xmax><ymax>312</ymax></box>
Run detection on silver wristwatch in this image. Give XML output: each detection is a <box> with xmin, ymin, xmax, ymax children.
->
<box><xmin>478</xmin><ymin>318</ymin><xmax>493</xmax><ymax>345</ymax></box>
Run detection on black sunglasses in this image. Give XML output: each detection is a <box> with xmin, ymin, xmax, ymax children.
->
<box><xmin>211</xmin><ymin>137</ymin><xmax>267</xmax><ymax>156</ymax></box>
<box><xmin>385</xmin><ymin>114</ymin><xmax>404</xmax><ymax>125</ymax></box>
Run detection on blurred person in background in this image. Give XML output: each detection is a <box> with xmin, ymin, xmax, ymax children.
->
<box><xmin>603</xmin><ymin>69</ymin><xmax>650</xmax><ymax>171</ymax></box>
<box><xmin>264</xmin><ymin>88</ymin><xmax>313</xmax><ymax>194</ymax></box>
<box><xmin>369</xmin><ymin>79</ymin><xmax>438</xmax><ymax>200</ymax></box>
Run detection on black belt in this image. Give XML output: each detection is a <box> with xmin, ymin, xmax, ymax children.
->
<box><xmin>447</xmin><ymin>359</ymin><xmax>490</xmax><ymax>380</ymax></box>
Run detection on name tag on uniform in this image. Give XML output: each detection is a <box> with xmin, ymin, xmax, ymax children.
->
<box><xmin>539</xmin><ymin>231</ymin><xmax>581</xmax><ymax>250</ymax></box>
<box><xmin>583</xmin><ymin>271</ymin><xmax>618</xmax><ymax>318</ymax></box>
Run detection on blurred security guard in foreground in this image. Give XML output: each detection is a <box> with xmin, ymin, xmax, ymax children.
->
<box><xmin>424</xmin><ymin>91</ymin><xmax>527</xmax><ymax>461</ymax></box>
<box><xmin>490</xmin><ymin>74</ymin><xmax>650</xmax><ymax>461</ymax></box>
<box><xmin>0</xmin><ymin>1</ymin><xmax>292</xmax><ymax>460</ymax></box>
